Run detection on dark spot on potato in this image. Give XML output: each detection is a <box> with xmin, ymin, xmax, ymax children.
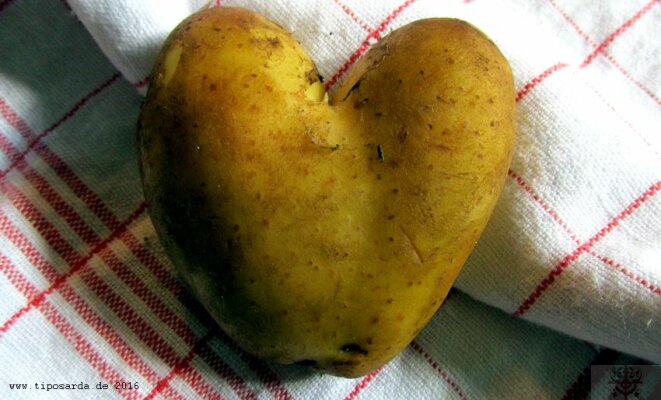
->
<box><xmin>340</xmin><ymin>344</ymin><xmax>368</xmax><ymax>355</ymax></box>
<box><xmin>386</xmin><ymin>298</ymin><xmax>393</xmax><ymax>304</ymax></box>
<box><xmin>353</xmin><ymin>97</ymin><xmax>369</xmax><ymax>108</ymax></box>
<box><xmin>419</xmin><ymin>70</ymin><xmax>424</xmax><ymax>75</ymax></box>
<box><xmin>397</xmin><ymin>127</ymin><xmax>409</xmax><ymax>143</ymax></box>
<box><xmin>367</xmin><ymin>337</ymin><xmax>373</xmax><ymax>345</ymax></box>
<box><xmin>233</xmin><ymin>224</ymin><xmax>240</xmax><ymax>232</ymax></box>
<box><xmin>387</xmin><ymin>214</ymin><xmax>395</xmax><ymax>220</ymax></box>
<box><xmin>343</xmin><ymin>80</ymin><xmax>361</xmax><ymax>101</ymax></box>
<box><xmin>243</xmin><ymin>83</ymin><xmax>249</xmax><ymax>88</ymax></box>
<box><xmin>267</xmin><ymin>37</ymin><xmax>281</xmax><ymax>47</ymax></box>
<box><xmin>392</xmin><ymin>188</ymin><xmax>399</xmax><ymax>194</ymax></box>
<box><xmin>377</xmin><ymin>145</ymin><xmax>384</xmax><ymax>163</ymax></box>
<box><xmin>213</xmin><ymin>27</ymin><xmax>221</xmax><ymax>32</ymax></box>
<box><xmin>388</xmin><ymin>237</ymin><xmax>394</xmax><ymax>242</ymax></box>
<box><xmin>446</xmin><ymin>57</ymin><xmax>454</xmax><ymax>64</ymax></box>
<box><xmin>282</xmin><ymin>310</ymin><xmax>288</xmax><ymax>315</ymax></box>
<box><xmin>374</xmin><ymin>112</ymin><xmax>382</xmax><ymax>117</ymax></box>
<box><xmin>251</xmin><ymin>73</ymin><xmax>257</xmax><ymax>78</ymax></box>
<box><xmin>397</xmin><ymin>79</ymin><xmax>403</xmax><ymax>84</ymax></box>
<box><xmin>427</xmin><ymin>123</ymin><xmax>433</xmax><ymax>130</ymax></box>
<box><xmin>407</xmin><ymin>280</ymin><xmax>413</xmax><ymax>287</ymax></box>
<box><xmin>209</xmin><ymin>83</ymin><xmax>217</xmax><ymax>91</ymax></box>
<box><xmin>376</xmin><ymin>174</ymin><xmax>382</xmax><ymax>180</ymax></box>
<box><xmin>305</xmin><ymin>69</ymin><xmax>318</xmax><ymax>84</ymax></box>
<box><xmin>371</xmin><ymin>316</ymin><xmax>379</xmax><ymax>324</ymax></box>
<box><xmin>433</xmin><ymin>144</ymin><xmax>451</xmax><ymax>152</ymax></box>
<box><xmin>490</xmin><ymin>120</ymin><xmax>496</xmax><ymax>127</ymax></box>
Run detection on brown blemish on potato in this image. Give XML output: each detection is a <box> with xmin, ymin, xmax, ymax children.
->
<box><xmin>267</xmin><ymin>37</ymin><xmax>281</xmax><ymax>47</ymax></box>
<box><xmin>305</xmin><ymin>69</ymin><xmax>318</xmax><ymax>84</ymax></box>
<box><xmin>342</xmin><ymin>79</ymin><xmax>361</xmax><ymax>101</ymax></box>
<box><xmin>209</xmin><ymin>83</ymin><xmax>217</xmax><ymax>91</ymax></box>
<box><xmin>397</xmin><ymin>127</ymin><xmax>409</xmax><ymax>143</ymax></box>
<box><xmin>340</xmin><ymin>344</ymin><xmax>368</xmax><ymax>355</ymax></box>
<box><xmin>432</xmin><ymin>144</ymin><xmax>451</xmax><ymax>152</ymax></box>
<box><xmin>353</xmin><ymin>97</ymin><xmax>368</xmax><ymax>109</ymax></box>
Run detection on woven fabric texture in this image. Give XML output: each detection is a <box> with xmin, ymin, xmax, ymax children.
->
<box><xmin>0</xmin><ymin>0</ymin><xmax>659</xmax><ymax>399</ymax></box>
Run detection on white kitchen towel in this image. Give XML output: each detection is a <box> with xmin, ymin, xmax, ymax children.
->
<box><xmin>0</xmin><ymin>0</ymin><xmax>659</xmax><ymax>399</ymax></box>
<box><xmin>68</xmin><ymin>0</ymin><xmax>661</xmax><ymax>363</ymax></box>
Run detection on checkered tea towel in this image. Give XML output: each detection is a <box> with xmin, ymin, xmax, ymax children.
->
<box><xmin>0</xmin><ymin>0</ymin><xmax>659</xmax><ymax>399</ymax></box>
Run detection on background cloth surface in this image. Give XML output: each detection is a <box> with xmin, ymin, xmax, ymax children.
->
<box><xmin>0</xmin><ymin>0</ymin><xmax>659</xmax><ymax>399</ymax></box>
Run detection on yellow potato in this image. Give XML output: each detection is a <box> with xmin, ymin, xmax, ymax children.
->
<box><xmin>138</xmin><ymin>7</ymin><xmax>515</xmax><ymax>377</ymax></box>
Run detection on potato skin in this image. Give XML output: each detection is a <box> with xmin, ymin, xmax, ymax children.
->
<box><xmin>138</xmin><ymin>7</ymin><xmax>514</xmax><ymax>378</ymax></box>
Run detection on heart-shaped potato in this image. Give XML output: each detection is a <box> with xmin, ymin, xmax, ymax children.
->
<box><xmin>138</xmin><ymin>7</ymin><xmax>515</xmax><ymax>377</ymax></box>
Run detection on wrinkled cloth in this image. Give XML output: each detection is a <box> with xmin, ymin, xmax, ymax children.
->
<box><xmin>0</xmin><ymin>0</ymin><xmax>659</xmax><ymax>399</ymax></box>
